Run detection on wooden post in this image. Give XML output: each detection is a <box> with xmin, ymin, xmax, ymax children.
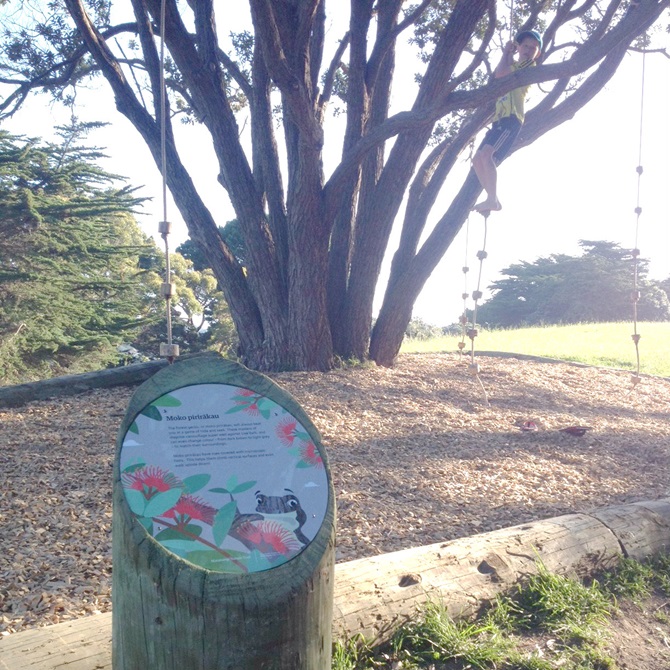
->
<box><xmin>112</xmin><ymin>353</ymin><xmax>335</xmax><ymax>669</ymax></box>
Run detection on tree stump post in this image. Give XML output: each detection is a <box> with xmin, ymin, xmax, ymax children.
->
<box><xmin>112</xmin><ymin>353</ymin><xmax>335</xmax><ymax>669</ymax></box>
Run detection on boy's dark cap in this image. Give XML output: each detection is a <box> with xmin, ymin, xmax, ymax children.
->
<box><xmin>515</xmin><ymin>30</ymin><xmax>543</xmax><ymax>50</ymax></box>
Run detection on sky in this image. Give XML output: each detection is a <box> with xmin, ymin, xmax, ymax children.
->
<box><xmin>1</xmin><ymin>7</ymin><xmax>668</xmax><ymax>328</ymax></box>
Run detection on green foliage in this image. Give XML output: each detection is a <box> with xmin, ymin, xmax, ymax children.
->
<box><xmin>132</xmin><ymin>251</ymin><xmax>237</xmax><ymax>358</ymax></box>
<box><xmin>600</xmin><ymin>557</ymin><xmax>654</xmax><ymax>601</ymax></box>
<box><xmin>391</xmin><ymin>601</ymin><xmax>514</xmax><ymax>668</ymax></box>
<box><xmin>176</xmin><ymin>220</ymin><xmax>246</xmax><ymax>269</ymax></box>
<box><xmin>477</xmin><ymin>241</ymin><xmax>670</xmax><ymax>327</ymax></box>
<box><xmin>0</xmin><ymin>126</ymin><xmax>162</xmax><ymax>382</ymax></box>
<box><xmin>600</xmin><ymin>553</ymin><xmax>670</xmax><ymax>601</ymax></box>
<box><xmin>333</xmin><ymin>555</ymin><xmax>670</xmax><ymax>669</ymax></box>
<box><xmin>404</xmin><ymin>317</ymin><xmax>443</xmax><ymax>340</ymax></box>
<box><xmin>332</xmin><ymin>635</ymin><xmax>377</xmax><ymax>670</ymax></box>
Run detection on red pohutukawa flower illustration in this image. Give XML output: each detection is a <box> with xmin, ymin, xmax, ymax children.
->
<box><xmin>234</xmin><ymin>388</ymin><xmax>260</xmax><ymax>416</ymax></box>
<box><xmin>300</xmin><ymin>441</ymin><xmax>323</xmax><ymax>468</ymax></box>
<box><xmin>234</xmin><ymin>521</ymin><xmax>302</xmax><ymax>557</ymax></box>
<box><xmin>122</xmin><ymin>466</ymin><xmax>182</xmax><ymax>500</ymax></box>
<box><xmin>276</xmin><ymin>417</ymin><xmax>298</xmax><ymax>446</ymax></box>
<box><xmin>163</xmin><ymin>494</ymin><xmax>217</xmax><ymax>526</ymax></box>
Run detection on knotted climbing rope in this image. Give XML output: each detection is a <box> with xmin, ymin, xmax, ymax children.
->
<box><xmin>158</xmin><ymin>0</ymin><xmax>178</xmax><ymax>362</ymax></box>
<box><xmin>461</xmin><ymin>211</ymin><xmax>491</xmax><ymax>406</ymax></box>
<box><xmin>629</xmin><ymin>47</ymin><xmax>647</xmax><ymax>389</ymax></box>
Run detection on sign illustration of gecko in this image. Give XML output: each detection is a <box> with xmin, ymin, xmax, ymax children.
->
<box><xmin>254</xmin><ymin>489</ymin><xmax>309</xmax><ymax>546</ymax></box>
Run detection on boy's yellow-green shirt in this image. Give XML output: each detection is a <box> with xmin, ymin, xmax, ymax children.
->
<box><xmin>493</xmin><ymin>60</ymin><xmax>536</xmax><ymax>124</ymax></box>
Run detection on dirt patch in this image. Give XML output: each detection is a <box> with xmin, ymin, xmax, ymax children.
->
<box><xmin>604</xmin><ymin>596</ymin><xmax>670</xmax><ymax>669</ymax></box>
<box><xmin>1</xmin><ymin>353</ymin><xmax>669</xmax><ymax>651</ymax></box>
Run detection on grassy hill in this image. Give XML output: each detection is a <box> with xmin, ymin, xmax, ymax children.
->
<box><xmin>401</xmin><ymin>322</ymin><xmax>670</xmax><ymax>377</ymax></box>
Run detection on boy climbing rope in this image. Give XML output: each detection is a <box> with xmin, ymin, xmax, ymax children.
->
<box><xmin>472</xmin><ymin>30</ymin><xmax>543</xmax><ymax>214</ymax></box>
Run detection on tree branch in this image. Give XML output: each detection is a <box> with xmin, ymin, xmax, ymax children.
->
<box><xmin>326</xmin><ymin>0</ymin><xmax>669</xmax><ymax>200</ymax></box>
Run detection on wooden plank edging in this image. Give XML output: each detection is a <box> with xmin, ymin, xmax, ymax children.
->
<box><xmin>2</xmin><ymin>498</ymin><xmax>669</xmax><ymax>669</ymax></box>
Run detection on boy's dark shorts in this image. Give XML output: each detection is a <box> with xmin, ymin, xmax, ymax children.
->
<box><xmin>478</xmin><ymin>115</ymin><xmax>522</xmax><ymax>164</ymax></box>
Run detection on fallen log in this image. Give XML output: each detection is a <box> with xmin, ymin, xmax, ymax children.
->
<box><xmin>333</xmin><ymin>499</ymin><xmax>670</xmax><ymax>642</ymax></box>
<box><xmin>2</xmin><ymin>498</ymin><xmax>669</xmax><ymax>669</ymax></box>
<box><xmin>0</xmin><ymin>353</ymin><xmax>214</xmax><ymax>408</ymax></box>
<box><xmin>0</xmin><ymin>361</ymin><xmax>166</xmax><ymax>408</ymax></box>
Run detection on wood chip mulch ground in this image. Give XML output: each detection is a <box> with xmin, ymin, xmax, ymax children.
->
<box><xmin>1</xmin><ymin>352</ymin><xmax>669</xmax><ymax>636</ymax></box>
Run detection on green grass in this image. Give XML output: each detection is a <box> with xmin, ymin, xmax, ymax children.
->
<box><xmin>400</xmin><ymin>322</ymin><xmax>670</xmax><ymax>377</ymax></box>
<box><xmin>333</xmin><ymin>555</ymin><xmax>670</xmax><ymax>669</ymax></box>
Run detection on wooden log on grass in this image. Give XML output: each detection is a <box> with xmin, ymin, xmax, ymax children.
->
<box><xmin>333</xmin><ymin>500</ymin><xmax>670</xmax><ymax>644</ymax></box>
<box><xmin>3</xmin><ymin>498</ymin><xmax>670</xmax><ymax>669</ymax></box>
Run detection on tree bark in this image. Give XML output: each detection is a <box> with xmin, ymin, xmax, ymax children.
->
<box><xmin>368</xmin><ymin>4</ymin><xmax>655</xmax><ymax>367</ymax></box>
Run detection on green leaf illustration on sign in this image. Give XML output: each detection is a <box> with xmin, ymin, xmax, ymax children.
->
<box><xmin>137</xmin><ymin>395</ymin><xmax>181</xmax><ymax>424</ymax></box>
<box><xmin>125</xmin><ymin>489</ymin><xmax>149</xmax><ymax>516</ymax></box>
<box><xmin>247</xmin><ymin>549</ymin><xmax>274</xmax><ymax>572</ymax></box>
<box><xmin>256</xmin><ymin>397</ymin><xmax>278</xmax><ymax>419</ymax></box>
<box><xmin>153</xmin><ymin>394</ymin><xmax>182</xmax><ymax>407</ymax></box>
<box><xmin>140</xmin><ymin>404</ymin><xmax>162</xmax><ymax>422</ymax></box>
<box><xmin>122</xmin><ymin>460</ymin><xmax>146</xmax><ymax>475</ymax></box>
<box><xmin>144</xmin><ymin>488</ymin><xmax>183</xmax><ymax>518</ymax></box>
<box><xmin>213</xmin><ymin>501</ymin><xmax>238</xmax><ymax>547</ymax></box>
<box><xmin>160</xmin><ymin>539</ymin><xmax>199</xmax><ymax>557</ymax></box>
<box><xmin>231</xmin><ymin>480</ymin><xmax>256</xmax><ymax>495</ymax></box>
<box><xmin>225</xmin><ymin>403</ymin><xmax>247</xmax><ymax>415</ymax></box>
<box><xmin>137</xmin><ymin>517</ymin><xmax>153</xmax><ymax>533</ymax></box>
<box><xmin>182</xmin><ymin>474</ymin><xmax>211</xmax><ymax>494</ymax></box>
<box><xmin>128</xmin><ymin>421</ymin><xmax>139</xmax><ymax>434</ymax></box>
<box><xmin>155</xmin><ymin>525</ymin><xmax>203</xmax><ymax>542</ymax></box>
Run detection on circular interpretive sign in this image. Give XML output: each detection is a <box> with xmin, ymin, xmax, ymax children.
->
<box><xmin>119</xmin><ymin>382</ymin><xmax>329</xmax><ymax>573</ymax></box>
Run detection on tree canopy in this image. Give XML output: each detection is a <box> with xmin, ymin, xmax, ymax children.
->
<box><xmin>0</xmin><ymin>126</ymin><xmax>161</xmax><ymax>381</ymax></box>
<box><xmin>0</xmin><ymin>125</ymin><xmax>239</xmax><ymax>382</ymax></box>
<box><xmin>1</xmin><ymin>0</ymin><xmax>668</xmax><ymax>371</ymax></box>
<box><xmin>476</xmin><ymin>239</ymin><xmax>670</xmax><ymax>326</ymax></box>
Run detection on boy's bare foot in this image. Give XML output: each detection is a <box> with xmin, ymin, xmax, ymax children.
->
<box><xmin>473</xmin><ymin>198</ymin><xmax>502</xmax><ymax>214</ymax></box>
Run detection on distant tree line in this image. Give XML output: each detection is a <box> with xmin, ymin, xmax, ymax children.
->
<box><xmin>474</xmin><ymin>240</ymin><xmax>670</xmax><ymax>328</ymax></box>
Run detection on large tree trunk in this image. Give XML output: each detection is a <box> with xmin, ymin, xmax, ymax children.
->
<box><xmin>370</xmin><ymin>172</ymin><xmax>481</xmax><ymax>365</ymax></box>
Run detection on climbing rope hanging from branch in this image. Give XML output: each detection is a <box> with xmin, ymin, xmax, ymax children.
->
<box><xmin>629</xmin><ymin>46</ymin><xmax>648</xmax><ymax>389</ymax></box>
<box><xmin>466</xmin><ymin>212</ymin><xmax>490</xmax><ymax>406</ymax></box>
<box><xmin>458</xmin><ymin>216</ymin><xmax>471</xmax><ymax>357</ymax></box>
<box><xmin>158</xmin><ymin>0</ymin><xmax>179</xmax><ymax>362</ymax></box>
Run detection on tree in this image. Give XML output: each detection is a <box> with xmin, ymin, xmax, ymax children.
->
<box><xmin>1</xmin><ymin>1</ymin><xmax>667</xmax><ymax>371</ymax></box>
<box><xmin>177</xmin><ymin>220</ymin><xmax>247</xmax><ymax>270</ymax></box>
<box><xmin>135</xmin><ymin>251</ymin><xmax>238</xmax><ymax>356</ymax></box>
<box><xmin>476</xmin><ymin>240</ymin><xmax>670</xmax><ymax>326</ymax></box>
<box><xmin>0</xmin><ymin>126</ymin><xmax>163</xmax><ymax>382</ymax></box>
